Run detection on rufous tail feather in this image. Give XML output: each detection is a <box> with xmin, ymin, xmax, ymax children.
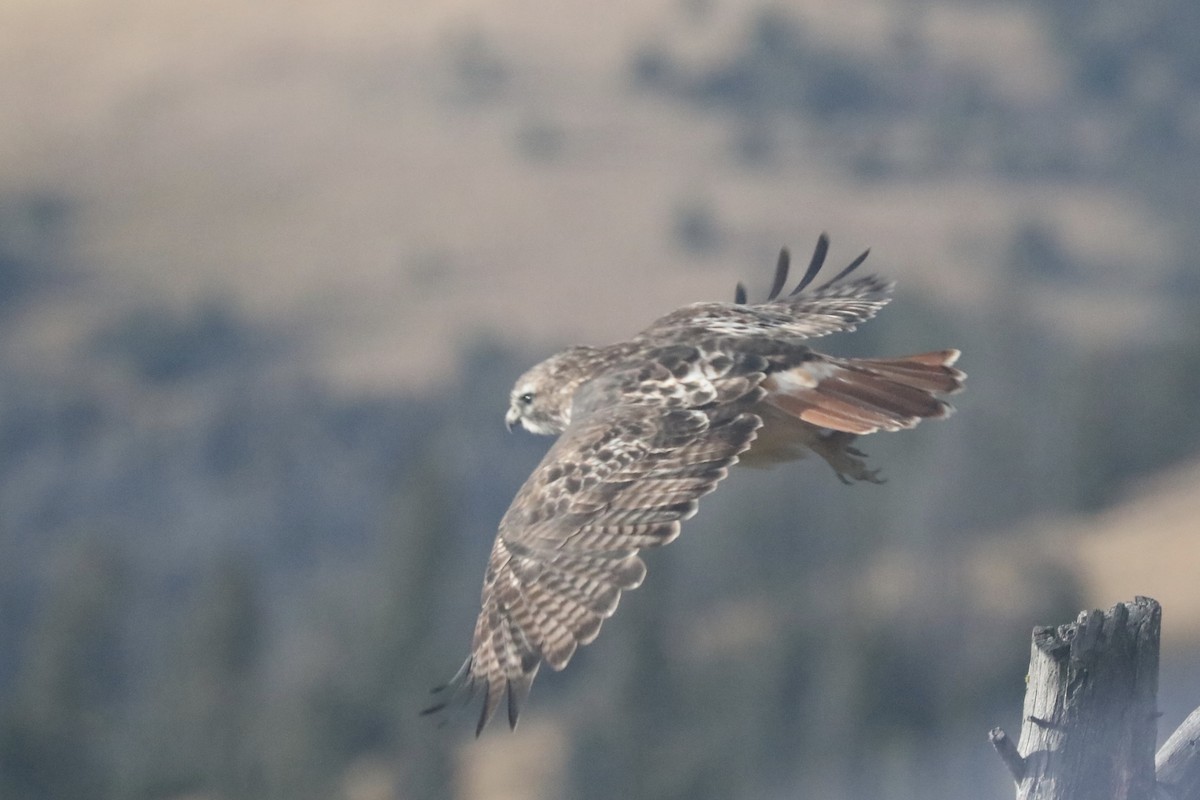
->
<box><xmin>763</xmin><ymin>350</ymin><xmax>964</xmax><ymax>436</ymax></box>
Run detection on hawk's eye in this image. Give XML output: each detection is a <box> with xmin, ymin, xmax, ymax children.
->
<box><xmin>519</xmin><ymin>392</ymin><xmax>535</xmax><ymax>405</ymax></box>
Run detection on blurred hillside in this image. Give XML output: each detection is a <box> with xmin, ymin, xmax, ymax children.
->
<box><xmin>1</xmin><ymin>1</ymin><xmax>1199</xmax><ymax>799</ymax></box>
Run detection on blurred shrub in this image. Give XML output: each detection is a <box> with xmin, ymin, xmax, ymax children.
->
<box><xmin>91</xmin><ymin>299</ymin><xmax>274</xmax><ymax>384</ymax></box>
<box><xmin>671</xmin><ymin>198</ymin><xmax>725</xmax><ymax>256</ymax></box>
<box><xmin>0</xmin><ymin>193</ymin><xmax>72</xmax><ymax>317</ymax></box>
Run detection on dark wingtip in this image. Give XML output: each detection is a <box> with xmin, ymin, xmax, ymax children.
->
<box><xmin>420</xmin><ymin>700</ymin><xmax>448</xmax><ymax>717</ymax></box>
<box><xmin>739</xmin><ymin>233</ymin><xmax>876</xmax><ymax>304</ymax></box>
<box><xmin>474</xmin><ymin>683</ymin><xmax>491</xmax><ymax>738</ymax></box>
<box><xmin>420</xmin><ymin>657</ymin><xmax>475</xmax><ymax>727</ymax></box>
<box><xmin>507</xmin><ymin>688</ymin><xmax>521</xmax><ymax>731</ymax></box>
<box><xmin>505</xmin><ymin>671</ymin><xmax>535</xmax><ymax>731</ymax></box>
<box><xmin>791</xmin><ymin>233</ymin><xmax>830</xmax><ymax>295</ymax></box>
<box><xmin>766</xmin><ymin>247</ymin><xmax>790</xmax><ymax>300</ymax></box>
<box><xmin>818</xmin><ymin>247</ymin><xmax>871</xmax><ymax>289</ymax></box>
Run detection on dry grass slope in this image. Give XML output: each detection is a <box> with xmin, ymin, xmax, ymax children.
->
<box><xmin>0</xmin><ymin>0</ymin><xmax>1170</xmax><ymax>393</ymax></box>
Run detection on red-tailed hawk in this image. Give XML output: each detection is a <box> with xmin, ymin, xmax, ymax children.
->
<box><xmin>424</xmin><ymin>235</ymin><xmax>964</xmax><ymax>734</ymax></box>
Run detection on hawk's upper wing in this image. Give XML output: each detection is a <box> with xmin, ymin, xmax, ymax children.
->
<box><xmin>643</xmin><ymin>235</ymin><xmax>894</xmax><ymax>343</ymax></box>
<box><xmin>425</xmin><ymin>349</ymin><xmax>766</xmax><ymax>734</ymax></box>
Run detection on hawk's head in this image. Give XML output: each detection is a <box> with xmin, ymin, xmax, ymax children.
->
<box><xmin>506</xmin><ymin>347</ymin><xmax>599</xmax><ymax>436</ymax></box>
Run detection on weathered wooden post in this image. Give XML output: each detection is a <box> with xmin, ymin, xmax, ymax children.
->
<box><xmin>989</xmin><ymin>597</ymin><xmax>1161</xmax><ymax>800</ymax></box>
<box><xmin>1157</xmin><ymin>705</ymin><xmax>1200</xmax><ymax>800</ymax></box>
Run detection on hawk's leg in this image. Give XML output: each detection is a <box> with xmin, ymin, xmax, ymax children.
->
<box><xmin>811</xmin><ymin>432</ymin><xmax>885</xmax><ymax>485</ymax></box>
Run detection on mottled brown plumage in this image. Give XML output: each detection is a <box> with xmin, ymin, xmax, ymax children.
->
<box><xmin>423</xmin><ymin>234</ymin><xmax>965</xmax><ymax>734</ymax></box>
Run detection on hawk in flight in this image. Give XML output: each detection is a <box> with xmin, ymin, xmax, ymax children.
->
<box><xmin>425</xmin><ymin>235</ymin><xmax>964</xmax><ymax>734</ymax></box>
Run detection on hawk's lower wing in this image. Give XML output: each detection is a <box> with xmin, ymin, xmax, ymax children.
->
<box><xmin>426</xmin><ymin>363</ymin><xmax>764</xmax><ymax>735</ymax></box>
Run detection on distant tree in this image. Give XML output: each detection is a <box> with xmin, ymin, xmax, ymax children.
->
<box><xmin>0</xmin><ymin>537</ymin><xmax>129</xmax><ymax>800</ymax></box>
<box><xmin>182</xmin><ymin>556</ymin><xmax>264</xmax><ymax>798</ymax></box>
<box><xmin>1006</xmin><ymin>222</ymin><xmax>1077</xmax><ymax>282</ymax></box>
<box><xmin>0</xmin><ymin>192</ymin><xmax>71</xmax><ymax>319</ymax></box>
<box><xmin>77</xmin><ymin>554</ymin><xmax>266</xmax><ymax>800</ymax></box>
<box><xmin>92</xmin><ymin>299</ymin><xmax>273</xmax><ymax>384</ymax></box>
<box><xmin>672</xmin><ymin>199</ymin><xmax>725</xmax><ymax>256</ymax></box>
<box><xmin>441</xmin><ymin>26</ymin><xmax>509</xmax><ymax>105</ymax></box>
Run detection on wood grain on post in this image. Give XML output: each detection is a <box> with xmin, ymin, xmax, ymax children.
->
<box><xmin>991</xmin><ymin>597</ymin><xmax>1161</xmax><ymax>800</ymax></box>
<box><xmin>1157</xmin><ymin>705</ymin><xmax>1200</xmax><ymax>800</ymax></box>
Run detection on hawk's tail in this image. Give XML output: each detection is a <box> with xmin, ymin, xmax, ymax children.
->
<box><xmin>763</xmin><ymin>350</ymin><xmax>965</xmax><ymax>436</ymax></box>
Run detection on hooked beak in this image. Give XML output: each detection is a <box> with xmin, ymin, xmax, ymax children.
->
<box><xmin>505</xmin><ymin>406</ymin><xmax>520</xmax><ymax>432</ymax></box>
